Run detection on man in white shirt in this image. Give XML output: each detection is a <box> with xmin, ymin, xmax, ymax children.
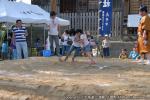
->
<box><xmin>48</xmin><ymin>11</ymin><xmax>61</xmax><ymax>57</ymax></box>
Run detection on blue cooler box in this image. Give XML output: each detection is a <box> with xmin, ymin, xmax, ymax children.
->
<box><xmin>43</xmin><ymin>50</ymin><xmax>51</xmax><ymax>57</ymax></box>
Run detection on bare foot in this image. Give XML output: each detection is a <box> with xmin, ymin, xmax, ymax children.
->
<box><xmin>71</xmin><ymin>59</ymin><xmax>77</xmax><ymax>63</ymax></box>
<box><xmin>89</xmin><ymin>61</ymin><xmax>96</xmax><ymax>65</ymax></box>
<box><xmin>58</xmin><ymin>57</ymin><xmax>63</xmax><ymax>62</ymax></box>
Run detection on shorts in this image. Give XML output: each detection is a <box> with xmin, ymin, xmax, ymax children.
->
<box><xmin>68</xmin><ymin>45</ymin><xmax>80</xmax><ymax>56</ymax></box>
<box><xmin>83</xmin><ymin>44</ymin><xmax>91</xmax><ymax>52</ymax></box>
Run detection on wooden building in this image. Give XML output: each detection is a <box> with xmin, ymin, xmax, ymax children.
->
<box><xmin>59</xmin><ymin>0</ymin><xmax>98</xmax><ymax>13</ymax></box>
<box><xmin>32</xmin><ymin>0</ymin><xmax>99</xmax><ymax>35</ymax></box>
<box><xmin>59</xmin><ymin>0</ymin><xmax>98</xmax><ymax>35</ymax></box>
<box><xmin>122</xmin><ymin>0</ymin><xmax>150</xmax><ymax>41</ymax></box>
<box><xmin>32</xmin><ymin>0</ymin><xmax>150</xmax><ymax>40</ymax></box>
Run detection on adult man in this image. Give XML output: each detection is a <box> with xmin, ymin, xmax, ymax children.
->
<box><xmin>48</xmin><ymin>11</ymin><xmax>61</xmax><ymax>57</ymax></box>
<box><xmin>12</xmin><ymin>20</ymin><xmax>28</xmax><ymax>59</ymax></box>
<box><xmin>137</xmin><ymin>5</ymin><xmax>150</xmax><ymax>64</ymax></box>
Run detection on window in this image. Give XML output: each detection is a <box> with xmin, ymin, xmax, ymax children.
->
<box><xmin>129</xmin><ymin>0</ymin><xmax>150</xmax><ymax>14</ymax></box>
<box><xmin>60</xmin><ymin>0</ymin><xmax>76</xmax><ymax>13</ymax></box>
<box><xmin>77</xmin><ymin>0</ymin><xmax>88</xmax><ymax>12</ymax></box>
<box><xmin>88</xmin><ymin>0</ymin><xmax>98</xmax><ymax>11</ymax></box>
<box><xmin>60</xmin><ymin>0</ymin><xmax>98</xmax><ymax>13</ymax></box>
<box><xmin>113</xmin><ymin>0</ymin><xmax>122</xmax><ymax>11</ymax></box>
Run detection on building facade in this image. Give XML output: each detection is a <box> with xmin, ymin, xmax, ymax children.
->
<box><xmin>32</xmin><ymin>0</ymin><xmax>150</xmax><ymax>40</ymax></box>
<box><xmin>59</xmin><ymin>0</ymin><xmax>98</xmax><ymax>13</ymax></box>
<box><xmin>122</xmin><ymin>0</ymin><xmax>150</xmax><ymax>41</ymax></box>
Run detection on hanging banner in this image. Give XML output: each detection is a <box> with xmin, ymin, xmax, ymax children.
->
<box><xmin>99</xmin><ymin>0</ymin><xmax>112</xmax><ymax>36</ymax></box>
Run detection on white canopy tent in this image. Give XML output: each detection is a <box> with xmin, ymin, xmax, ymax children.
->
<box><xmin>0</xmin><ymin>0</ymin><xmax>70</xmax><ymax>25</ymax></box>
<box><xmin>0</xmin><ymin>0</ymin><xmax>70</xmax><ymax>55</ymax></box>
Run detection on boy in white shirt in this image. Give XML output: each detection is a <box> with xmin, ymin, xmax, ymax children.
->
<box><xmin>48</xmin><ymin>11</ymin><xmax>61</xmax><ymax>59</ymax></box>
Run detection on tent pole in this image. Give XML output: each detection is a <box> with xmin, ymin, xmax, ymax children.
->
<box><xmin>44</xmin><ymin>24</ymin><xmax>46</xmax><ymax>49</ymax></box>
<box><xmin>30</xmin><ymin>24</ymin><xmax>33</xmax><ymax>56</ymax></box>
<box><xmin>6</xmin><ymin>22</ymin><xmax>9</xmax><ymax>39</ymax></box>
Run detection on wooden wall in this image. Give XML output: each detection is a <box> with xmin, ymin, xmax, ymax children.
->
<box><xmin>60</xmin><ymin>12</ymin><xmax>98</xmax><ymax>34</ymax></box>
<box><xmin>129</xmin><ymin>0</ymin><xmax>150</xmax><ymax>14</ymax></box>
<box><xmin>60</xmin><ymin>0</ymin><xmax>98</xmax><ymax>13</ymax></box>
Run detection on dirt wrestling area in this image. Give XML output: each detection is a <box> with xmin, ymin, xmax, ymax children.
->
<box><xmin>0</xmin><ymin>57</ymin><xmax>150</xmax><ymax>100</ymax></box>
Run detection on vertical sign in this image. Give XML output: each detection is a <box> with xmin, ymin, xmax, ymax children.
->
<box><xmin>99</xmin><ymin>0</ymin><xmax>112</xmax><ymax>36</ymax></box>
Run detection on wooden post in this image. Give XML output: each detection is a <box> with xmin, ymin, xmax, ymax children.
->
<box><xmin>30</xmin><ymin>24</ymin><xmax>33</xmax><ymax>57</ymax></box>
<box><xmin>121</xmin><ymin>0</ymin><xmax>125</xmax><ymax>40</ymax></box>
<box><xmin>51</xmin><ymin>0</ymin><xmax>57</xmax><ymax>12</ymax></box>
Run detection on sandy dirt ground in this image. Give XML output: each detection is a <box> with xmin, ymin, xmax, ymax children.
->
<box><xmin>0</xmin><ymin>57</ymin><xmax>150</xmax><ymax>100</ymax></box>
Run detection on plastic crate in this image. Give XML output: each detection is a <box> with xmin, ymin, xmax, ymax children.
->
<box><xmin>43</xmin><ymin>50</ymin><xmax>51</xmax><ymax>57</ymax></box>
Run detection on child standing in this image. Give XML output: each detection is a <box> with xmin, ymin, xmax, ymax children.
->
<box><xmin>1</xmin><ymin>40</ymin><xmax>8</xmax><ymax>60</ymax></box>
<box><xmin>102</xmin><ymin>36</ymin><xmax>110</xmax><ymax>57</ymax></box>
<box><xmin>64</xmin><ymin>29</ymin><xmax>81</xmax><ymax>62</ymax></box>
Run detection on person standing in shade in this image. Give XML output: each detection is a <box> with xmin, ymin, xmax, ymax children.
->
<box><xmin>102</xmin><ymin>35</ymin><xmax>110</xmax><ymax>57</ymax></box>
<box><xmin>1</xmin><ymin>39</ymin><xmax>8</xmax><ymax>60</ymax></box>
<box><xmin>80</xmin><ymin>31</ymin><xmax>96</xmax><ymax>64</ymax></box>
<box><xmin>12</xmin><ymin>20</ymin><xmax>28</xmax><ymax>59</ymax></box>
<box><xmin>137</xmin><ymin>5</ymin><xmax>150</xmax><ymax>64</ymax></box>
<box><xmin>48</xmin><ymin>11</ymin><xmax>61</xmax><ymax>60</ymax></box>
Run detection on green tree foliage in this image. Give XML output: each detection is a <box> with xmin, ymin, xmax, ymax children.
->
<box><xmin>0</xmin><ymin>23</ymin><xmax>6</xmax><ymax>47</ymax></box>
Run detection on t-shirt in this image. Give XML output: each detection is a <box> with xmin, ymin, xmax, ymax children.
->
<box><xmin>129</xmin><ymin>51</ymin><xmax>139</xmax><ymax>60</ymax></box>
<box><xmin>49</xmin><ymin>18</ymin><xmax>59</xmax><ymax>36</ymax></box>
<box><xmin>62</xmin><ymin>34</ymin><xmax>70</xmax><ymax>46</ymax></box>
<box><xmin>12</xmin><ymin>26</ymin><xmax>27</xmax><ymax>42</ymax></box>
<box><xmin>80</xmin><ymin>34</ymin><xmax>89</xmax><ymax>47</ymax></box>
<box><xmin>72</xmin><ymin>34</ymin><xmax>80</xmax><ymax>47</ymax></box>
<box><xmin>102</xmin><ymin>39</ymin><xmax>110</xmax><ymax>48</ymax></box>
<box><xmin>70</xmin><ymin>36</ymin><xmax>75</xmax><ymax>41</ymax></box>
<box><xmin>119</xmin><ymin>53</ymin><xmax>128</xmax><ymax>59</ymax></box>
<box><xmin>59</xmin><ymin>39</ymin><xmax>63</xmax><ymax>46</ymax></box>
